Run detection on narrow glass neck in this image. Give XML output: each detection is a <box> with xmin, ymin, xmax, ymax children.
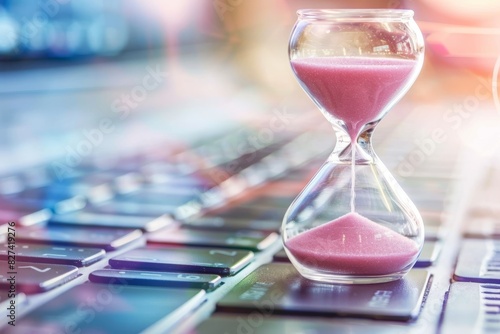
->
<box><xmin>329</xmin><ymin>125</ymin><xmax>376</xmax><ymax>164</ymax></box>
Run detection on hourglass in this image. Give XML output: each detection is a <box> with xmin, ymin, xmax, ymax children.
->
<box><xmin>282</xmin><ymin>9</ymin><xmax>425</xmax><ymax>284</ymax></box>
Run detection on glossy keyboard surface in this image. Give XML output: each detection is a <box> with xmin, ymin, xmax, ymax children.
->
<box><xmin>0</xmin><ymin>106</ymin><xmax>495</xmax><ymax>334</ymax></box>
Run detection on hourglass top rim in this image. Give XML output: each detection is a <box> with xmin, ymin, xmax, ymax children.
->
<box><xmin>296</xmin><ymin>9</ymin><xmax>414</xmax><ymax>21</ymax></box>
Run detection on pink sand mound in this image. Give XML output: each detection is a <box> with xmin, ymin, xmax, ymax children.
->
<box><xmin>285</xmin><ymin>212</ymin><xmax>419</xmax><ymax>275</ymax></box>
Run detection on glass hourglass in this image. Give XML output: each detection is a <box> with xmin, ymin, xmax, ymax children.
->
<box><xmin>282</xmin><ymin>9</ymin><xmax>425</xmax><ymax>284</ymax></box>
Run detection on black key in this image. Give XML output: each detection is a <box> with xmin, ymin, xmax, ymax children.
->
<box><xmin>0</xmin><ymin>244</ymin><xmax>105</xmax><ymax>267</ymax></box>
<box><xmin>56</xmin><ymin>170</ymin><xmax>141</xmax><ymax>196</ymax></box>
<box><xmin>217</xmin><ymin>263</ymin><xmax>430</xmax><ymax>321</ymax></box>
<box><xmin>89</xmin><ymin>200</ymin><xmax>179</xmax><ymax>216</ymax></box>
<box><xmin>17</xmin><ymin>226</ymin><xmax>143</xmax><ymax>250</ymax></box>
<box><xmin>0</xmin><ymin>175</ymin><xmax>24</xmax><ymax>194</ymax></box>
<box><xmin>110</xmin><ymin>246</ymin><xmax>253</xmax><ymax>276</ymax></box>
<box><xmin>9</xmin><ymin>284</ymin><xmax>205</xmax><ymax>334</ymax></box>
<box><xmin>273</xmin><ymin>248</ymin><xmax>289</xmax><ymax>262</ymax></box>
<box><xmin>144</xmin><ymin>170</ymin><xmax>214</xmax><ymax>188</ymax></box>
<box><xmin>90</xmin><ymin>269</ymin><xmax>221</xmax><ymax>290</ymax></box>
<box><xmin>135</xmin><ymin>184</ymin><xmax>204</xmax><ymax>197</ymax></box>
<box><xmin>48</xmin><ymin>181</ymin><xmax>114</xmax><ymax>204</ymax></box>
<box><xmin>148</xmin><ymin>227</ymin><xmax>279</xmax><ymax>251</ymax></box>
<box><xmin>19</xmin><ymin>186</ymin><xmax>84</xmax><ymax>202</ymax></box>
<box><xmin>211</xmin><ymin>143</ymin><xmax>285</xmax><ymax>181</ymax></box>
<box><xmin>422</xmin><ymin>212</ymin><xmax>445</xmax><ymax>240</ymax></box>
<box><xmin>182</xmin><ymin>216</ymin><xmax>282</xmax><ymax>232</ymax></box>
<box><xmin>111</xmin><ymin>172</ymin><xmax>143</xmax><ymax>194</ymax></box>
<box><xmin>464</xmin><ymin>215</ymin><xmax>500</xmax><ymax>238</ymax></box>
<box><xmin>425</xmin><ymin>225</ymin><xmax>444</xmax><ymax>241</ymax></box>
<box><xmin>414</xmin><ymin>241</ymin><xmax>441</xmax><ymax>268</ymax></box>
<box><xmin>115</xmin><ymin>191</ymin><xmax>199</xmax><ymax>206</ymax></box>
<box><xmin>0</xmin><ymin>261</ymin><xmax>78</xmax><ymax>293</ymax></box>
<box><xmin>21</xmin><ymin>166</ymin><xmax>53</xmax><ymax>188</ymax></box>
<box><xmin>194</xmin><ymin>314</ymin><xmax>409</xmax><ymax>334</ymax></box>
<box><xmin>207</xmin><ymin>206</ymin><xmax>284</xmax><ymax>222</ymax></box>
<box><xmin>0</xmin><ymin>203</ymin><xmax>51</xmax><ymax>227</ymax></box>
<box><xmin>2</xmin><ymin>187</ymin><xmax>86</xmax><ymax>213</ymax></box>
<box><xmin>240</xmin><ymin>195</ymin><xmax>295</xmax><ymax>210</ymax></box>
<box><xmin>454</xmin><ymin>239</ymin><xmax>500</xmax><ymax>283</ymax></box>
<box><xmin>441</xmin><ymin>282</ymin><xmax>500</xmax><ymax>334</ymax></box>
<box><xmin>49</xmin><ymin>211</ymin><xmax>173</xmax><ymax>232</ymax></box>
<box><xmin>95</xmin><ymin>194</ymin><xmax>202</xmax><ymax>218</ymax></box>
<box><xmin>64</xmin><ymin>170</ymin><xmax>142</xmax><ymax>194</ymax></box>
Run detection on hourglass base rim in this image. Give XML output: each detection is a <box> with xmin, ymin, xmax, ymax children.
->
<box><xmin>290</xmin><ymin>258</ymin><xmax>413</xmax><ymax>284</ymax></box>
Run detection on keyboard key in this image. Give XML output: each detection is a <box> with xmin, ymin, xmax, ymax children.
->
<box><xmin>454</xmin><ymin>239</ymin><xmax>500</xmax><ymax>283</ymax></box>
<box><xmin>273</xmin><ymin>248</ymin><xmax>289</xmax><ymax>262</ymax></box>
<box><xmin>422</xmin><ymin>212</ymin><xmax>445</xmax><ymax>241</ymax></box>
<box><xmin>21</xmin><ymin>166</ymin><xmax>53</xmax><ymax>188</ymax></box>
<box><xmin>207</xmin><ymin>144</ymin><xmax>285</xmax><ymax>182</ymax></box>
<box><xmin>193</xmin><ymin>314</ymin><xmax>409</xmax><ymax>334</ymax></box>
<box><xmin>217</xmin><ymin>263</ymin><xmax>430</xmax><ymax>321</ymax></box>
<box><xmin>414</xmin><ymin>241</ymin><xmax>441</xmax><ymax>268</ymax></box>
<box><xmin>239</xmin><ymin>195</ymin><xmax>295</xmax><ymax>210</ymax></box>
<box><xmin>0</xmin><ymin>244</ymin><xmax>105</xmax><ymax>267</ymax></box>
<box><xmin>2</xmin><ymin>187</ymin><xmax>86</xmax><ymax>213</ymax></box>
<box><xmin>17</xmin><ymin>225</ymin><xmax>143</xmax><ymax>250</ymax></box>
<box><xmin>49</xmin><ymin>211</ymin><xmax>173</xmax><ymax>231</ymax></box>
<box><xmin>425</xmin><ymin>225</ymin><xmax>444</xmax><ymax>241</ymax></box>
<box><xmin>95</xmin><ymin>192</ymin><xmax>202</xmax><ymax>218</ymax></box>
<box><xmin>0</xmin><ymin>175</ymin><xmax>24</xmax><ymax>194</ymax></box>
<box><xmin>207</xmin><ymin>206</ymin><xmax>285</xmax><ymax>222</ymax></box>
<box><xmin>90</xmin><ymin>269</ymin><xmax>221</xmax><ymax>290</ymax></box>
<box><xmin>0</xmin><ymin>203</ymin><xmax>51</xmax><ymax>226</ymax></box>
<box><xmin>441</xmin><ymin>282</ymin><xmax>500</xmax><ymax>334</ymax></box>
<box><xmin>147</xmin><ymin>227</ymin><xmax>279</xmax><ymax>251</ymax></box>
<box><xmin>144</xmin><ymin>169</ymin><xmax>215</xmax><ymax>188</ymax></box>
<box><xmin>57</xmin><ymin>170</ymin><xmax>140</xmax><ymax>197</ymax></box>
<box><xmin>0</xmin><ymin>261</ymin><xmax>78</xmax><ymax>293</ymax></box>
<box><xmin>463</xmin><ymin>215</ymin><xmax>500</xmax><ymax>238</ymax></box>
<box><xmin>116</xmin><ymin>191</ymin><xmax>199</xmax><ymax>206</ymax></box>
<box><xmin>49</xmin><ymin>180</ymin><xmax>114</xmax><ymax>204</ymax></box>
<box><xmin>111</xmin><ymin>172</ymin><xmax>143</xmax><ymax>194</ymax></box>
<box><xmin>110</xmin><ymin>246</ymin><xmax>253</xmax><ymax>276</ymax></box>
<box><xmin>89</xmin><ymin>200</ymin><xmax>180</xmax><ymax>216</ymax></box>
<box><xmin>181</xmin><ymin>216</ymin><xmax>282</xmax><ymax>232</ymax></box>
<box><xmin>10</xmin><ymin>284</ymin><xmax>206</xmax><ymax>334</ymax></box>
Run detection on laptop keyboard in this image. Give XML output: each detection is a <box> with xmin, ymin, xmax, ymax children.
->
<box><xmin>0</xmin><ymin>111</ymin><xmax>496</xmax><ymax>333</ymax></box>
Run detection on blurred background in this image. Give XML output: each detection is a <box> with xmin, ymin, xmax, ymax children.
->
<box><xmin>0</xmin><ymin>0</ymin><xmax>499</xmax><ymax>172</ymax></box>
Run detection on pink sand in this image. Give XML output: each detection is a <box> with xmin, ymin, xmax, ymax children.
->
<box><xmin>291</xmin><ymin>57</ymin><xmax>417</xmax><ymax>140</ymax></box>
<box><xmin>285</xmin><ymin>212</ymin><xmax>419</xmax><ymax>275</ymax></box>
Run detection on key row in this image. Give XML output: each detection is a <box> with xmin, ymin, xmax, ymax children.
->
<box><xmin>5</xmin><ymin>263</ymin><xmax>431</xmax><ymax>333</ymax></box>
<box><xmin>0</xmin><ymin>132</ymin><xmax>330</xmax><ymax>234</ymax></box>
